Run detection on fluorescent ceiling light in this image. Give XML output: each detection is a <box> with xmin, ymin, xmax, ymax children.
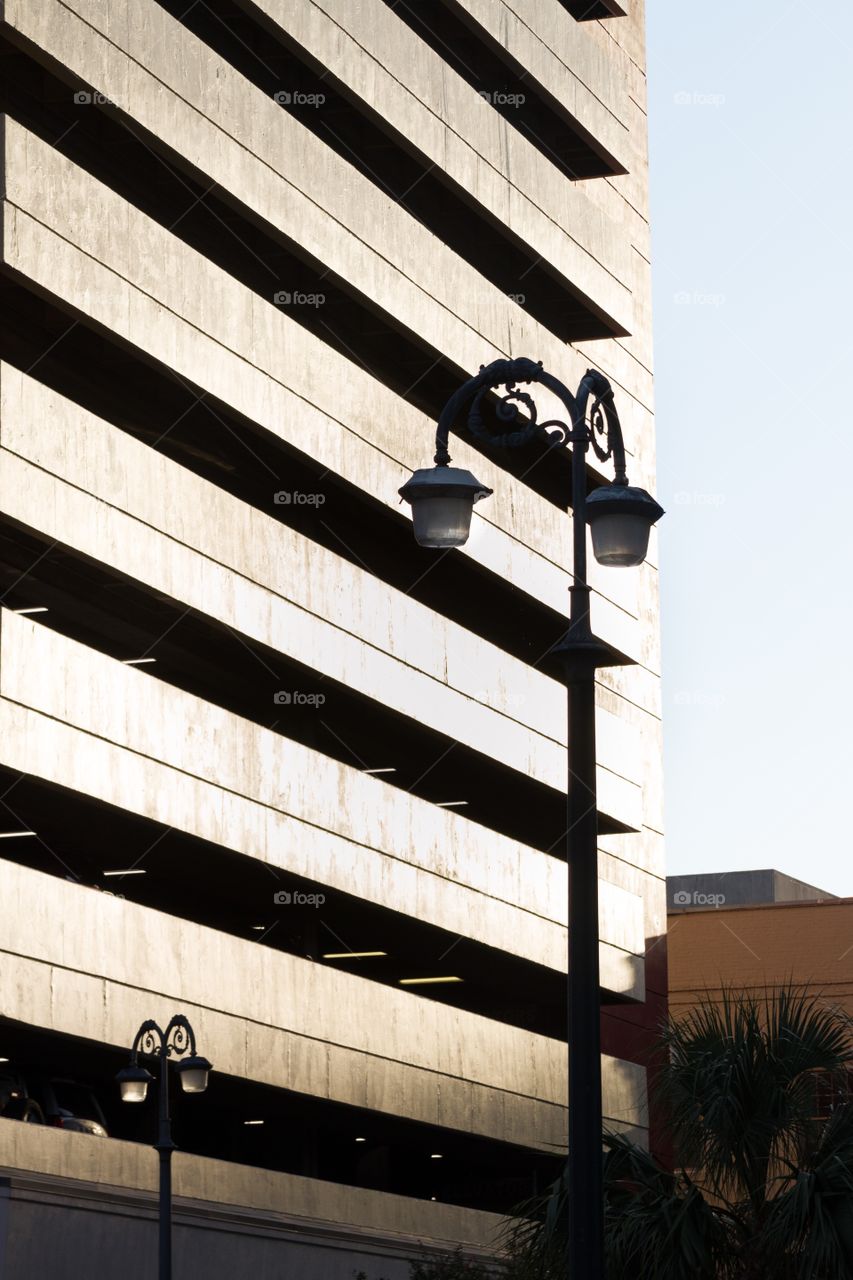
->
<box><xmin>0</xmin><ymin>1057</ymin><xmax>9</xmax><ymax>1063</ymax></box>
<box><xmin>354</xmin><ymin>1136</ymin><xmax>367</xmax><ymax>1143</ymax></box>
<box><xmin>12</xmin><ymin>607</ymin><xmax>48</xmax><ymax>615</ymax></box>
<box><xmin>430</xmin><ymin>1153</ymin><xmax>443</xmax><ymax>1159</ymax></box>
<box><xmin>244</xmin><ymin>1119</ymin><xmax>264</xmax><ymax>1126</ymax></box>
<box><xmin>251</xmin><ymin>925</ymin><xmax>266</xmax><ymax>932</ymax></box>
<box><xmin>360</xmin><ymin>767</ymin><xmax>396</xmax><ymax>774</ymax></box>
<box><xmin>435</xmin><ymin>801</ymin><xmax>468</xmax><ymax>808</ymax></box>
<box><xmin>103</xmin><ymin>868</ymin><xmax>146</xmax><ymax>877</ymax></box>
<box><xmin>0</xmin><ymin>830</ymin><xmax>36</xmax><ymax>839</ymax></box>
<box><xmin>322</xmin><ymin>950</ymin><xmax>387</xmax><ymax>960</ymax></box>
<box><xmin>122</xmin><ymin>657</ymin><xmax>157</xmax><ymax>665</ymax></box>
<box><xmin>399</xmin><ymin>976</ymin><xmax>463</xmax><ymax>986</ymax></box>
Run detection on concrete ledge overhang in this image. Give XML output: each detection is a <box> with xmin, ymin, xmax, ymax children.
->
<box><xmin>224</xmin><ymin>0</ymin><xmax>634</xmax><ymax>333</ymax></box>
<box><xmin>434</xmin><ymin>0</ymin><xmax>633</xmax><ymax>170</ymax></box>
<box><xmin>0</xmin><ymin>116</ymin><xmax>653</xmax><ymax>671</ymax></box>
<box><xmin>0</xmin><ymin>362</ymin><xmax>646</xmax><ymax>832</ymax></box>
<box><xmin>2</xmin><ymin>0</ymin><xmax>638</xmax><ymax>395</ymax></box>
<box><xmin>0</xmin><ymin>861</ymin><xmax>648</xmax><ymax>1145</ymax></box>
<box><xmin>0</xmin><ymin>607</ymin><xmax>645</xmax><ymax>998</ymax></box>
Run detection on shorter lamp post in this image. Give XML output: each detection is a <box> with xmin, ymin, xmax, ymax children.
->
<box><xmin>116</xmin><ymin>1015</ymin><xmax>212</xmax><ymax>1280</ymax></box>
<box><xmin>399</xmin><ymin>356</ymin><xmax>663</xmax><ymax>1279</ymax></box>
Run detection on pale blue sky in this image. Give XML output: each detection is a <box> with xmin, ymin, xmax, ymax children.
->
<box><xmin>646</xmin><ymin>2</ymin><xmax>853</xmax><ymax>895</ymax></box>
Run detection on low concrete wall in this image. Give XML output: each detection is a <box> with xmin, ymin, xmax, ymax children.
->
<box><xmin>0</xmin><ymin>1122</ymin><xmax>504</xmax><ymax>1279</ymax></box>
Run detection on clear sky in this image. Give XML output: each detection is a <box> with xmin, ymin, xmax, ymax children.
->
<box><xmin>646</xmin><ymin>2</ymin><xmax>853</xmax><ymax>896</ymax></box>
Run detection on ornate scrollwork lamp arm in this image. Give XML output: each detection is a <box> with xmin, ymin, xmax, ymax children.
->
<box><xmin>432</xmin><ymin>357</ymin><xmax>629</xmax><ymax>481</ymax></box>
<box><xmin>433</xmin><ymin>357</ymin><xmax>571</xmax><ymax>461</ymax></box>
<box><xmin>130</xmin><ymin>1018</ymin><xmax>166</xmax><ymax>1063</ymax></box>
<box><xmin>129</xmin><ymin>1015</ymin><xmax>199</xmax><ymax>1064</ymax></box>
<box><xmin>431</xmin><ymin>356</ymin><xmax>619</xmax><ymax>588</ymax></box>
<box><xmin>163</xmin><ymin>1014</ymin><xmax>196</xmax><ymax>1059</ymax></box>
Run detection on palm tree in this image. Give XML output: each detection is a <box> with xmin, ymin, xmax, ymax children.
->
<box><xmin>505</xmin><ymin>986</ymin><xmax>853</xmax><ymax>1280</ymax></box>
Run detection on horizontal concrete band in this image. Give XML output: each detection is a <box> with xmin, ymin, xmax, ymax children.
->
<box><xmin>0</xmin><ymin>1124</ymin><xmax>506</xmax><ymax>1257</ymax></box>
<box><xmin>0</xmin><ymin>138</ymin><xmax>655</xmax><ymax>686</ymax></box>
<box><xmin>0</xmin><ymin>609</ymin><xmax>644</xmax><ymax>995</ymax></box>
<box><xmin>0</xmin><ymin>115</ymin><xmax>655</xmax><ymax>673</ymax></box>
<box><xmin>3</xmin><ymin>0</ymin><xmax>655</xmax><ymax>437</ymax></box>
<box><xmin>446</xmin><ymin>0</ymin><xmax>632</xmax><ymax>160</ymax></box>
<box><xmin>245</xmin><ymin>0</ymin><xmax>632</xmax><ymax>328</ymax></box>
<box><xmin>0</xmin><ymin>363</ymin><xmax>643</xmax><ymax>824</ymax></box>
<box><xmin>101</xmin><ymin>0</ymin><xmax>631</xmax><ymax>324</ymax></box>
<box><xmin>0</xmin><ymin>861</ymin><xmax>647</xmax><ymax>1144</ymax></box>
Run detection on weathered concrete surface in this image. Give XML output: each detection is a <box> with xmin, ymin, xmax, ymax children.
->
<box><xmin>4</xmin><ymin>0</ymin><xmax>641</xmax><ymax>442</ymax></box>
<box><xmin>0</xmin><ymin>117</ymin><xmax>653</xmax><ymax>666</ymax></box>
<box><xmin>0</xmin><ymin>607</ymin><xmax>645</xmax><ymax>996</ymax></box>
<box><xmin>0</xmin><ymin>364</ymin><xmax>645</xmax><ymax>830</ymax></box>
<box><xmin>234</xmin><ymin>0</ymin><xmax>634</xmax><ymax>332</ymax></box>
<box><xmin>0</xmin><ymin>860</ymin><xmax>648</xmax><ymax>1145</ymax></box>
<box><xmin>445</xmin><ymin>0</ymin><xmax>632</xmax><ymax>166</ymax></box>
<box><xmin>0</xmin><ymin>0</ymin><xmax>664</xmax><ymax>1261</ymax></box>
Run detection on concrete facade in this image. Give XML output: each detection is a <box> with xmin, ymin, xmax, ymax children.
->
<box><xmin>0</xmin><ymin>0</ymin><xmax>664</xmax><ymax>1273</ymax></box>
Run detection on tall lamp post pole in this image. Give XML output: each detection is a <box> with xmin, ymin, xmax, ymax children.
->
<box><xmin>399</xmin><ymin>357</ymin><xmax>663</xmax><ymax>1278</ymax></box>
<box><xmin>116</xmin><ymin>1015</ymin><xmax>212</xmax><ymax>1280</ymax></box>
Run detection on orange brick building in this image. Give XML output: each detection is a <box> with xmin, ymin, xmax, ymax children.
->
<box><xmin>668</xmin><ymin>896</ymin><xmax>853</xmax><ymax>1019</ymax></box>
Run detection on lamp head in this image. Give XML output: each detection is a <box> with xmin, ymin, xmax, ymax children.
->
<box><xmin>586</xmin><ymin>483</ymin><xmax>664</xmax><ymax>567</ymax></box>
<box><xmin>175</xmin><ymin>1054</ymin><xmax>212</xmax><ymax>1094</ymax></box>
<box><xmin>116</xmin><ymin>1062</ymin><xmax>153</xmax><ymax>1104</ymax></box>
<box><xmin>399</xmin><ymin>465</ymin><xmax>492</xmax><ymax>548</ymax></box>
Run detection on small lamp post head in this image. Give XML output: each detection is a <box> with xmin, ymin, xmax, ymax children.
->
<box><xmin>399</xmin><ymin>465</ymin><xmax>492</xmax><ymax>548</ymax></box>
<box><xmin>175</xmin><ymin>1054</ymin><xmax>212</xmax><ymax>1094</ymax></box>
<box><xmin>116</xmin><ymin>1062</ymin><xmax>154</xmax><ymax>1104</ymax></box>
<box><xmin>586</xmin><ymin>483</ymin><xmax>665</xmax><ymax>568</ymax></box>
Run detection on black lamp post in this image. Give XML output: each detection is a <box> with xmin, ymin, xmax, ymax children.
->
<box><xmin>116</xmin><ymin>1015</ymin><xmax>212</xmax><ymax>1280</ymax></box>
<box><xmin>399</xmin><ymin>357</ymin><xmax>663</xmax><ymax>1278</ymax></box>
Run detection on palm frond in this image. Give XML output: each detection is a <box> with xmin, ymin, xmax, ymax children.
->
<box><xmin>655</xmin><ymin>984</ymin><xmax>852</xmax><ymax>1207</ymax></box>
<box><xmin>603</xmin><ymin>1132</ymin><xmax>731</xmax><ymax>1280</ymax></box>
<box><xmin>500</xmin><ymin>987</ymin><xmax>853</xmax><ymax>1280</ymax></box>
<box><xmin>759</xmin><ymin>1102</ymin><xmax>853</xmax><ymax>1279</ymax></box>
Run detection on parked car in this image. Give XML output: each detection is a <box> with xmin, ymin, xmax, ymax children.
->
<box><xmin>30</xmin><ymin>1075</ymin><xmax>109</xmax><ymax>1136</ymax></box>
<box><xmin>0</xmin><ymin>1068</ymin><xmax>108</xmax><ymax>1135</ymax></box>
<box><xmin>0</xmin><ymin>1068</ymin><xmax>44</xmax><ymax>1123</ymax></box>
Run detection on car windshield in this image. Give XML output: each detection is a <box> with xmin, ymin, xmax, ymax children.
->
<box><xmin>51</xmin><ymin>1083</ymin><xmax>99</xmax><ymax>1119</ymax></box>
